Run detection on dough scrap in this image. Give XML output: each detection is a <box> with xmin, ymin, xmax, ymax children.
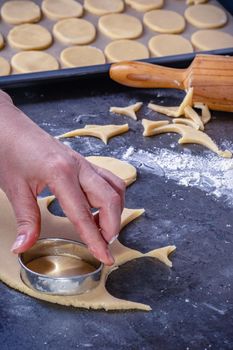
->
<box><xmin>172</xmin><ymin>118</ymin><xmax>199</xmax><ymax>130</ymax></box>
<box><xmin>84</xmin><ymin>0</ymin><xmax>124</xmax><ymax>16</ymax></box>
<box><xmin>184</xmin><ymin>105</ymin><xmax>204</xmax><ymax>131</ymax></box>
<box><xmin>53</xmin><ymin>18</ymin><xmax>96</xmax><ymax>45</ymax></box>
<box><xmin>86</xmin><ymin>156</ymin><xmax>137</xmax><ymax>186</ymax></box>
<box><xmin>11</xmin><ymin>51</ymin><xmax>59</xmax><ymax>73</ymax></box>
<box><xmin>110</xmin><ymin>102</ymin><xmax>143</xmax><ymax>120</ymax></box>
<box><xmin>1</xmin><ymin>1</ymin><xmax>41</xmax><ymax>24</ymax></box>
<box><xmin>105</xmin><ymin>40</ymin><xmax>149</xmax><ymax>63</ymax></box>
<box><xmin>149</xmin><ymin>34</ymin><xmax>193</xmax><ymax>57</ymax></box>
<box><xmin>184</xmin><ymin>4</ymin><xmax>227</xmax><ymax>29</ymax></box>
<box><xmin>143</xmin><ymin>10</ymin><xmax>185</xmax><ymax>34</ymax></box>
<box><xmin>60</xmin><ymin>46</ymin><xmax>106</xmax><ymax>68</ymax></box>
<box><xmin>42</xmin><ymin>0</ymin><xmax>83</xmax><ymax>20</ymax></box>
<box><xmin>142</xmin><ymin>118</ymin><xmax>232</xmax><ymax>158</ymax></box>
<box><xmin>98</xmin><ymin>14</ymin><xmax>143</xmax><ymax>40</ymax></box>
<box><xmin>8</xmin><ymin>24</ymin><xmax>52</xmax><ymax>50</ymax></box>
<box><xmin>57</xmin><ymin>124</ymin><xmax>129</xmax><ymax>144</ymax></box>
<box><xmin>194</xmin><ymin>102</ymin><xmax>211</xmax><ymax>125</ymax></box>
<box><xmin>148</xmin><ymin>88</ymin><xmax>193</xmax><ymax>118</ymax></box>
<box><xmin>191</xmin><ymin>30</ymin><xmax>233</xmax><ymax>51</ymax></box>
<box><xmin>0</xmin><ymin>56</ymin><xmax>11</xmax><ymax>76</ymax></box>
<box><xmin>125</xmin><ymin>0</ymin><xmax>163</xmax><ymax>12</ymax></box>
<box><xmin>0</xmin><ymin>190</ymin><xmax>175</xmax><ymax>311</ymax></box>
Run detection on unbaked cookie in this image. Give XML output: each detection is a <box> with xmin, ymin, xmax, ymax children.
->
<box><xmin>11</xmin><ymin>51</ymin><xmax>59</xmax><ymax>73</ymax></box>
<box><xmin>60</xmin><ymin>46</ymin><xmax>106</xmax><ymax>68</ymax></box>
<box><xmin>105</xmin><ymin>40</ymin><xmax>149</xmax><ymax>62</ymax></box>
<box><xmin>0</xmin><ymin>57</ymin><xmax>11</xmax><ymax>76</ymax></box>
<box><xmin>149</xmin><ymin>34</ymin><xmax>193</xmax><ymax>57</ymax></box>
<box><xmin>8</xmin><ymin>24</ymin><xmax>52</xmax><ymax>50</ymax></box>
<box><xmin>191</xmin><ymin>30</ymin><xmax>233</xmax><ymax>50</ymax></box>
<box><xmin>98</xmin><ymin>14</ymin><xmax>143</xmax><ymax>39</ymax></box>
<box><xmin>186</xmin><ymin>0</ymin><xmax>208</xmax><ymax>4</ymax></box>
<box><xmin>184</xmin><ymin>4</ymin><xmax>227</xmax><ymax>29</ymax></box>
<box><xmin>1</xmin><ymin>1</ymin><xmax>41</xmax><ymax>24</ymax></box>
<box><xmin>53</xmin><ymin>18</ymin><xmax>96</xmax><ymax>45</ymax></box>
<box><xmin>0</xmin><ymin>33</ymin><xmax>4</xmax><ymax>50</ymax></box>
<box><xmin>143</xmin><ymin>10</ymin><xmax>185</xmax><ymax>33</ymax></box>
<box><xmin>125</xmin><ymin>0</ymin><xmax>163</xmax><ymax>12</ymax></box>
<box><xmin>84</xmin><ymin>0</ymin><xmax>124</xmax><ymax>16</ymax></box>
<box><xmin>42</xmin><ymin>0</ymin><xmax>83</xmax><ymax>20</ymax></box>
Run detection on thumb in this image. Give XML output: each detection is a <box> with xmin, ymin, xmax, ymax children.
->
<box><xmin>9</xmin><ymin>183</ymin><xmax>41</xmax><ymax>254</ymax></box>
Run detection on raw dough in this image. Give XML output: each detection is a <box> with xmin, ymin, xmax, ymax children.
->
<box><xmin>57</xmin><ymin>124</ymin><xmax>129</xmax><ymax>144</ymax></box>
<box><xmin>149</xmin><ymin>34</ymin><xmax>193</xmax><ymax>57</ymax></box>
<box><xmin>148</xmin><ymin>88</ymin><xmax>193</xmax><ymax>118</ymax></box>
<box><xmin>86</xmin><ymin>156</ymin><xmax>137</xmax><ymax>186</ymax></box>
<box><xmin>110</xmin><ymin>102</ymin><xmax>143</xmax><ymax>120</ymax></box>
<box><xmin>8</xmin><ymin>24</ymin><xmax>52</xmax><ymax>50</ymax></box>
<box><xmin>173</xmin><ymin>118</ymin><xmax>199</xmax><ymax>130</ymax></box>
<box><xmin>11</xmin><ymin>51</ymin><xmax>59</xmax><ymax>73</ymax></box>
<box><xmin>184</xmin><ymin>105</ymin><xmax>204</xmax><ymax>130</ymax></box>
<box><xmin>42</xmin><ymin>0</ymin><xmax>83</xmax><ymax>20</ymax></box>
<box><xmin>184</xmin><ymin>4</ymin><xmax>227</xmax><ymax>29</ymax></box>
<box><xmin>84</xmin><ymin>0</ymin><xmax>124</xmax><ymax>16</ymax></box>
<box><xmin>0</xmin><ymin>56</ymin><xmax>11</xmax><ymax>76</ymax></box>
<box><xmin>194</xmin><ymin>102</ymin><xmax>211</xmax><ymax>125</ymax></box>
<box><xmin>60</xmin><ymin>46</ymin><xmax>106</xmax><ymax>68</ymax></box>
<box><xmin>1</xmin><ymin>1</ymin><xmax>41</xmax><ymax>24</ymax></box>
<box><xmin>191</xmin><ymin>30</ymin><xmax>233</xmax><ymax>51</ymax></box>
<box><xmin>0</xmin><ymin>33</ymin><xmax>4</xmax><ymax>50</ymax></box>
<box><xmin>98</xmin><ymin>14</ymin><xmax>143</xmax><ymax>40</ymax></box>
<box><xmin>125</xmin><ymin>0</ymin><xmax>163</xmax><ymax>12</ymax></box>
<box><xmin>0</xmin><ymin>190</ymin><xmax>175</xmax><ymax>310</ymax></box>
<box><xmin>105</xmin><ymin>40</ymin><xmax>149</xmax><ymax>62</ymax></box>
<box><xmin>53</xmin><ymin>18</ymin><xmax>96</xmax><ymax>45</ymax></box>
<box><xmin>142</xmin><ymin>119</ymin><xmax>232</xmax><ymax>158</ymax></box>
<box><xmin>143</xmin><ymin>10</ymin><xmax>186</xmax><ymax>34</ymax></box>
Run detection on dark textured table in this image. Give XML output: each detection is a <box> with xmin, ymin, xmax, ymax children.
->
<box><xmin>0</xmin><ymin>76</ymin><xmax>233</xmax><ymax>350</ymax></box>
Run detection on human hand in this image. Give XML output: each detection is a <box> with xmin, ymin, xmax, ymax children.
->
<box><xmin>0</xmin><ymin>92</ymin><xmax>125</xmax><ymax>265</ymax></box>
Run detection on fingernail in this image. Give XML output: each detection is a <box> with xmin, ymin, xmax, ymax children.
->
<box><xmin>11</xmin><ymin>234</ymin><xmax>27</xmax><ymax>253</ymax></box>
<box><xmin>106</xmin><ymin>250</ymin><xmax>114</xmax><ymax>265</ymax></box>
<box><xmin>109</xmin><ymin>234</ymin><xmax>119</xmax><ymax>245</ymax></box>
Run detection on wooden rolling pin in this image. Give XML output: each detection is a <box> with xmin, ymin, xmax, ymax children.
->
<box><xmin>110</xmin><ymin>54</ymin><xmax>233</xmax><ymax>112</ymax></box>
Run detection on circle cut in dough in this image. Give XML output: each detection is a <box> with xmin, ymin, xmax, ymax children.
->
<box><xmin>105</xmin><ymin>39</ymin><xmax>149</xmax><ymax>62</ymax></box>
<box><xmin>98</xmin><ymin>13</ymin><xmax>143</xmax><ymax>40</ymax></box>
<box><xmin>0</xmin><ymin>57</ymin><xmax>11</xmax><ymax>76</ymax></box>
<box><xmin>84</xmin><ymin>0</ymin><xmax>124</xmax><ymax>16</ymax></box>
<box><xmin>11</xmin><ymin>51</ymin><xmax>59</xmax><ymax>73</ymax></box>
<box><xmin>1</xmin><ymin>1</ymin><xmax>41</xmax><ymax>25</ymax></box>
<box><xmin>125</xmin><ymin>0</ymin><xmax>163</xmax><ymax>12</ymax></box>
<box><xmin>8</xmin><ymin>24</ymin><xmax>52</xmax><ymax>50</ymax></box>
<box><xmin>149</xmin><ymin>34</ymin><xmax>193</xmax><ymax>57</ymax></box>
<box><xmin>184</xmin><ymin>4</ymin><xmax>227</xmax><ymax>29</ymax></box>
<box><xmin>42</xmin><ymin>0</ymin><xmax>83</xmax><ymax>20</ymax></box>
<box><xmin>191</xmin><ymin>30</ymin><xmax>233</xmax><ymax>51</ymax></box>
<box><xmin>143</xmin><ymin>10</ymin><xmax>185</xmax><ymax>34</ymax></box>
<box><xmin>53</xmin><ymin>18</ymin><xmax>96</xmax><ymax>45</ymax></box>
<box><xmin>60</xmin><ymin>46</ymin><xmax>106</xmax><ymax>68</ymax></box>
<box><xmin>86</xmin><ymin>156</ymin><xmax>137</xmax><ymax>185</ymax></box>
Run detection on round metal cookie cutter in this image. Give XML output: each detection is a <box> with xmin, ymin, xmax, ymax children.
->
<box><xmin>19</xmin><ymin>238</ymin><xmax>103</xmax><ymax>295</ymax></box>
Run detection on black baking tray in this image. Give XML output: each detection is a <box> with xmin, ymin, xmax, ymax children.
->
<box><xmin>0</xmin><ymin>0</ymin><xmax>232</xmax><ymax>89</ymax></box>
<box><xmin>0</xmin><ymin>47</ymin><xmax>233</xmax><ymax>349</ymax></box>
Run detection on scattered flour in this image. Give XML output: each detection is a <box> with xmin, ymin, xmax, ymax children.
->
<box><xmin>122</xmin><ymin>146</ymin><xmax>233</xmax><ymax>207</ymax></box>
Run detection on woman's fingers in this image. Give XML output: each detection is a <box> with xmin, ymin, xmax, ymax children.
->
<box><xmin>47</xmin><ymin>161</ymin><xmax>114</xmax><ymax>265</ymax></box>
<box><xmin>78</xmin><ymin>159</ymin><xmax>123</xmax><ymax>244</ymax></box>
<box><xmin>6</xmin><ymin>181</ymin><xmax>41</xmax><ymax>253</ymax></box>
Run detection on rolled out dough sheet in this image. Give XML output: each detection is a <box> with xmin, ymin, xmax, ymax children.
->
<box><xmin>0</xmin><ymin>189</ymin><xmax>175</xmax><ymax>311</ymax></box>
